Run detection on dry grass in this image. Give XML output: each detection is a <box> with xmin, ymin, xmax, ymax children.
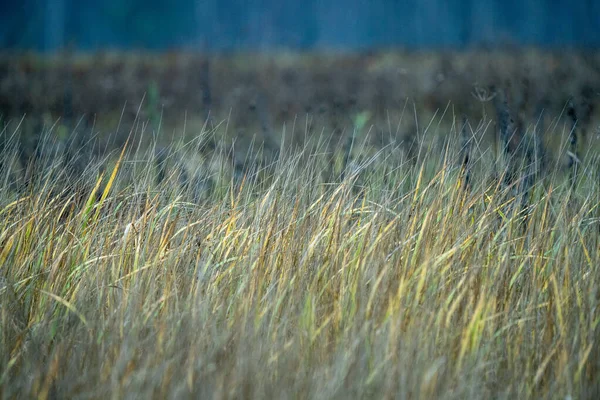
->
<box><xmin>0</xmin><ymin>110</ymin><xmax>599</xmax><ymax>399</ymax></box>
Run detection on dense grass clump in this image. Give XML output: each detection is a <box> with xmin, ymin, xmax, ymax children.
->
<box><xmin>0</xmin><ymin>114</ymin><xmax>599</xmax><ymax>399</ymax></box>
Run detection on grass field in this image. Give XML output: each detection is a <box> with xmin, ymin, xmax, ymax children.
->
<box><xmin>1</xmin><ymin>51</ymin><xmax>600</xmax><ymax>399</ymax></box>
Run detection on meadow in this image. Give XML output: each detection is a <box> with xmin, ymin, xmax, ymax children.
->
<box><xmin>1</xmin><ymin>50</ymin><xmax>599</xmax><ymax>399</ymax></box>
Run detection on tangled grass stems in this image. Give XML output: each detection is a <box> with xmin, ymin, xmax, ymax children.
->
<box><xmin>0</xmin><ymin>116</ymin><xmax>599</xmax><ymax>399</ymax></box>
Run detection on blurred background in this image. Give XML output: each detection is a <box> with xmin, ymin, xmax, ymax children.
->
<box><xmin>2</xmin><ymin>0</ymin><xmax>600</xmax><ymax>51</ymax></box>
<box><xmin>1</xmin><ymin>1</ymin><xmax>599</xmax><ymax>165</ymax></box>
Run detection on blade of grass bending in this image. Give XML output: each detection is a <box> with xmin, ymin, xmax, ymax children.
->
<box><xmin>81</xmin><ymin>172</ymin><xmax>105</xmax><ymax>230</ymax></box>
<box><xmin>93</xmin><ymin>136</ymin><xmax>131</xmax><ymax>224</ymax></box>
<box><xmin>40</xmin><ymin>289</ymin><xmax>89</xmax><ymax>328</ymax></box>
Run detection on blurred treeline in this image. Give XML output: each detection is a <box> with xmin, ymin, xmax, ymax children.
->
<box><xmin>2</xmin><ymin>0</ymin><xmax>600</xmax><ymax>51</ymax></box>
